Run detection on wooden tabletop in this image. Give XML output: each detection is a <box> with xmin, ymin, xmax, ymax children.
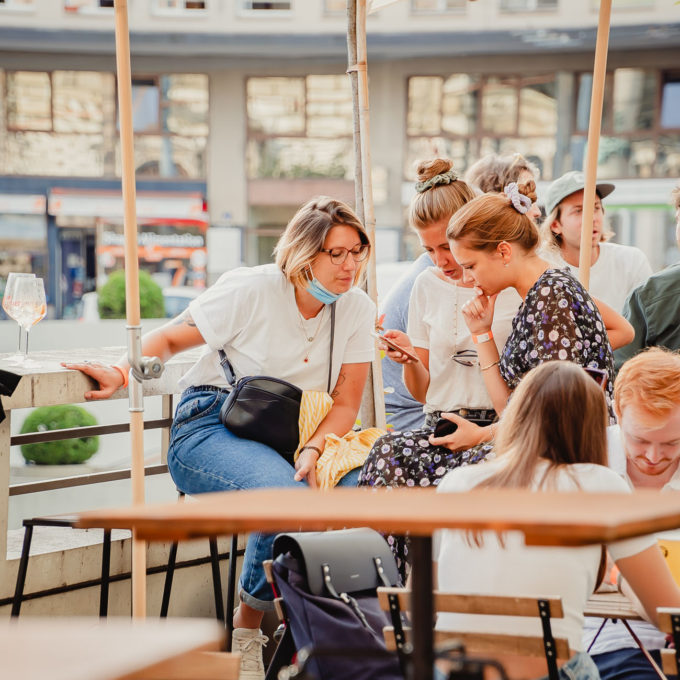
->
<box><xmin>76</xmin><ymin>487</ymin><xmax>680</xmax><ymax>546</ymax></box>
<box><xmin>1</xmin><ymin>616</ymin><xmax>225</xmax><ymax>680</ymax></box>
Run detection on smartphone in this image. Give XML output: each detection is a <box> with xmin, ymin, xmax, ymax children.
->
<box><xmin>584</xmin><ymin>366</ymin><xmax>608</xmax><ymax>391</ymax></box>
<box><xmin>434</xmin><ymin>418</ymin><xmax>459</xmax><ymax>438</ymax></box>
<box><xmin>372</xmin><ymin>332</ymin><xmax>419</xmax><ymax>363</ymax></box>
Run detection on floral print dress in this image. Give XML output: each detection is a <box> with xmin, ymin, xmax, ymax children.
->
<box><xmin>360</xmin><ymin>267</ymin><xmax>616</xmax><ymax>581</ymax></box>
<box><xmin>499</xmin><ymin>268</ymin><xmax>616</xmax><ymax>419</ymax></box>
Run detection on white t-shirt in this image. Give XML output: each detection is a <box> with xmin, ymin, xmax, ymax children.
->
<box><xmin>581</xmin><ymin>425</ymin><xmax>680</xmax><ymax>654</ymax></box>
<box><xmin>407</xmin><ymin>268</ymin><xmax>521</xmax><ymax>413</ymax></box>
<box><xmin>178</xmin><ymin>264</ymin><xmax>376</xmax><ymax>392</ymax></box>
<box><xmin>547</xmin><ymin>242</ymin><xmax>652</xmax><ymax>313</ymax></box>
<box><xmin>435</xmin><ymin>459</ymin><xmax>655</xmax><ymax>653</ymax></box>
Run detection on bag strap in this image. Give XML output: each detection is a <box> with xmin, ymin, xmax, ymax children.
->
<box><xmin>218</xmin><ymin>349</ymin><xmax>236</xmax><ymax>387</ymax></box>
<box><xmin>218</xmin><ymin>301</ymin><xmax>336</xmax><ymax>392</ymax></box>
<box><xmin>327</xmin><ymin>301</ymin><xmax>336</xmax><ymax>394</ymax></box>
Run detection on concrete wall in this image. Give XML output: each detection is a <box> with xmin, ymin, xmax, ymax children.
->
<box><xmin>1</xmin><ymin>0</ymin><xmax>677</xmax><ymax>35</ymax></box>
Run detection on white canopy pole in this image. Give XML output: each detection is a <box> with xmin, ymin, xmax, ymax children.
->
<box><xmin>114</xmin><ymin>0</ymin><xmax>147</xmax><ymax>618</ymax></box>
<box><xmin>578</xmin><ymin>0</ymin><xmax>612</xmax><ymax>289</ymax></box>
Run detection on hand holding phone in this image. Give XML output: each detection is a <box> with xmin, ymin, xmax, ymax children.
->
<box><xmin>433</xmin><ymin>418</ymin><xmax>459</xmax><ymax>438</ymax></box>
<box><xmin>372</xmin><ymin>331</ymin><xmax>419</xmax><ymax>363</ymax></box>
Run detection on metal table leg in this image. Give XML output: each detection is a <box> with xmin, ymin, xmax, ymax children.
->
<box><xmin>410</xmin><ymin>535</ymin><xmax>434</xmax><ymax>680</ymax></box>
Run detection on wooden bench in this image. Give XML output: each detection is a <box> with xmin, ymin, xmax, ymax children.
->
<box><xmin>656</xmin><ymin>608</ymin><xmax>680</xmax><ymax>676</ymax></box>
<box><xmin>377</xmin><ymin>587</ymin><xmax>571</xmax><ymax>680</ymax></box>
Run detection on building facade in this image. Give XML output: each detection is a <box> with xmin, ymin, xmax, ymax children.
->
<box><xmin>0</xmin><ymin>0</ymin><xmax>678</xmax><ymax>316</ymax></box>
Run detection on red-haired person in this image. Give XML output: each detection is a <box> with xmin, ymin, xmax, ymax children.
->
<box><xmin>583</xmin><ymin>347</ymin><xmax>680</xmax><ymax>679</ymax></box>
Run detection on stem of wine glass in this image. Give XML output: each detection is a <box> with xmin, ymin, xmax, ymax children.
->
<box><xmin>24</xmin><ymin>328</ymin><xmax>30</xmax><ymax>358</ymax></box>
<box><xmin>17</xmin><ymin>326</ymin><xmax>22</xmax><ymax>353</ymax></box>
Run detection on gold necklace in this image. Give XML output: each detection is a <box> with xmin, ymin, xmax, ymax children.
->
<box><xmin>296</xmin><ymin>305</ymin><xmax>326</xmax><ymax>363</ymax></box>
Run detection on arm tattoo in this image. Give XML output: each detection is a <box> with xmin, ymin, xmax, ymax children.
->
<box><xmin>331</xmin><ymin>371</ymin><xmax>346</xmax><ymax>399</ymax></box>
<box><xmin>171</xmin><ymin>310</ymin><xmax>196</xmax><ymax>327</ymax></box>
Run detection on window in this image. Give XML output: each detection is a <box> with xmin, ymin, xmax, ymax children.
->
<box><xmin>411</xmin><ymin>0</ymin><xmax>466</xmax><ymax>12</ymax></box>
<box><xmin>120</xmin><ymin>74</ymin><xmax>209</xmax><ymax>177</ymax></box>
<box><xmin>612</xmin><ymin>68</ymin><xmax>655</xmax><ymax>133</ymax></box>
<box><xmin>64</xmin><ymin>0</ymin><xmax>114</xmax><ymax>12</ymax></box>
<box><xmin>7</xmin><ymin>71</ymin><xmax>52</xmax><ymax>131</ymax></box>
<box><xmin>2</xmin><ymin>69</ymin><xmax>208</xmax><ymax>179</ymax></box>
<box><xmin>661</xmin><ymin>72</ymin><xmax>680</xmax><ymax>130</ymax></box>
<box><xmin>246</xmin><ymin>75</ymin><xmax>354</xmax><ymax>180</ymax></box>
<box><xmin>324</xmin><ymin>0</ymin><xmax>345</xmax><ymax>12</ymax></box>
<box><xmin>499</xmin><ymin>0</ymin><xmax>557</xmax><ymax>11</ymax></box>
<box><xmin>240</xmin><ymin>0</ymin><xmax>291</xmax><ymax>11</ymax></box>
<box><xmin>153</xmin><ymin>0</ymin><xmax>207</xmax><ymax>12</ymax></box>
<box><xmin>406</xmin><ymin>73</ymin><xmax>556</xmax><ymax>180</ymax></box>
<box><xmin>572</xmin><ymin>68</ymin><xmax>679</xmax><ymax>178</ymax></box>
<box><xmin>0</xmin><ymin>0</ymin><xmax>34</xmax><ymax>9</ymax></box>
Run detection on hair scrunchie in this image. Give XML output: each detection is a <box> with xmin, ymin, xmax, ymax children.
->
<box><xmin>415</xmin><ymin>169</ymin><xmax>458</xmax><ymax>194</ymax></box>
<box><xmin>504</xmin><ymin>182</ymin><xmax>533</xmax><ymax>214</ymax></box>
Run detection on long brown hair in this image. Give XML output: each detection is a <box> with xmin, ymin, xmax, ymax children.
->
<box><xmin>477</xmin><ymin>361</ymin><xmax>609</xmax><ymax>492</ymax></box>
<box><xmin>409</xmin><ymin>158</ymin><xmax>476</xmax><ymax>231</ymax></box>
<box><xmin>446</xmin><ymin>180</ymin><xmax>539</xmax><ymax>252</ymax></box>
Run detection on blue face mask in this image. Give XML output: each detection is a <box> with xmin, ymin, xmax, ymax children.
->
<box><xmin>306</xmin><ymin>267</ymin><xmax>343</xmax><ymax>305</ymax></box>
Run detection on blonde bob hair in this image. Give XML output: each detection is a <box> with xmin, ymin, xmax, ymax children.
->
<box><xmin>446</xmin><ymin>180</ymin><xmax>539</xmax><ymax>253</ymax></box>
<box><xmin>409</xmin><ymin>158</ymin><xmax>476</xmax><ymax>231</ymax></box>
<box><xmin>274</xmin><ymin>196</ymin><xmax>370</xmax><ymax>289</ymax></box>
<box><xmin>477</xmin><ymin>361</ymin><xmax>609</xmax><ymax>491</ymax></box>
<box><xmin>465</xmin><ymin>152</ymin><xmax>539</xmax><ymax>195</ymax></box>
<box><xmin>614</xmin><ymin>347</ymin><xmax>680</xmax><ymax>428</ymax></box>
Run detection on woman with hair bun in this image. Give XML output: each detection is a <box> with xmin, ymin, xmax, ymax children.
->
<box><xmin>359</xmin><ymin>158</ymin><xmax>522</xmax><ymax>578</ymax></box>
<box><xmin>434</xmin><ymin>181</ymin><xmax>630</xmax><ymax>457</ymax></box>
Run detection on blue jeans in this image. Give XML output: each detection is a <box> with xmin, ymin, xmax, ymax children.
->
<box><xmin>537</xmin><ymin>652</ymin><xmax>601</xmax><ymax>680</ymax></box>
<box><xmin>167</xmin><ymin>387</ymin><xmax>361</xmax><ymax>611</ymax></box>
<box><xmin>434</xmin><ymin>652</ymin><xmax>600</xmax><ymax>680</ymax></box>
<box><xmin>593</xmin><ymin>648</ymin><xmax>676</xmax><ymax>680</ymax></box>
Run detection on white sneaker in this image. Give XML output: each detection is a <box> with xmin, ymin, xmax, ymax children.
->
<box><xmin>231</xmin><ymin>627</ymin><xmax>268</xmax><ymax>680</ymax></box>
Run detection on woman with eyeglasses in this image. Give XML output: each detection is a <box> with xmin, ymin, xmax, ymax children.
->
<box><xmin>62</xmin><ymin>196</ymin><xmax>375</xmax><ymax>680</ymax></box>
<box><xmin>359</xmin><ymin>158</ymin><xmax>522</xmax><ymax>579</ymax></box>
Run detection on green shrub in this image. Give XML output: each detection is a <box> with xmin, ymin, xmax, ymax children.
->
<box><xmin>98</xmin><ymin>269</ymin><xmax>165</xmax><ymax>319</ymax></box>
<box><xmin>21</xmin><ymin>405</ymin><xmax>99</xmax><ymax>465</ymax></box>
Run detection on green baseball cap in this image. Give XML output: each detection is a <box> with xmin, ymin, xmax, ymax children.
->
<box><xmin>543</xmin><ymin>171</ymin><xmax>615</xmax><ymax>216</ymax></box>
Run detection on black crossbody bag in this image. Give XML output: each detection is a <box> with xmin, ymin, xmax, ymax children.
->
<box><xmin>218</xmin><ymin>303</ymin><xmax>335</xmax><ymax>464</ymax></box>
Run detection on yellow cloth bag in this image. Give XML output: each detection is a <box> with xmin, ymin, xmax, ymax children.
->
<box><xmin>294</xmin><ymin>390</ymin><xmax>385</xmax><ymax>490</ymax></box>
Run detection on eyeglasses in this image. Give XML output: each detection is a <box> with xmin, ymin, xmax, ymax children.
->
<box><xmin>320</xmin><ymin>244</ymin><xmax>370</xmax><ymax>265</ymax></box>
<box><xmin>451</xmin><ymin>349</ymin><xmax>478</xmax><ymax>367</ymax></box>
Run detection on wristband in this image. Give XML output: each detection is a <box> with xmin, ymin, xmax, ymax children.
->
<box><xmin>472</xmin><ymin>330</ymin><xmax>494</xmax><ymax>345</ymax></box>
<box><xmin>112</xmin><ymin>365</ymin><xmax>129</xmax><ymax>389</ymax></box>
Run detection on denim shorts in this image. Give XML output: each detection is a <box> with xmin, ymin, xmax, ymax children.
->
<box><xmin>167</xmin><ymin>386</ymin><xmax>360</xmax><ymax>610</ymax></box>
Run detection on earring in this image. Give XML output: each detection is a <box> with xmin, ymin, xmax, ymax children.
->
<box><xmin>504</xmin><ymin>261</ymin><xmax>509</xmax><ymax>268</ymax></box>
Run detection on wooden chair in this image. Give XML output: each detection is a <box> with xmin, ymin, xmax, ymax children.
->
<box><xmin>377</xmin><ymin>587</ymin><xmax>571</xmax><ymax>680</ymax></box>
<box><xmin>656</xmin><ymin>608</ymin><xmax>680</xmax><ymax>676</ymax></box>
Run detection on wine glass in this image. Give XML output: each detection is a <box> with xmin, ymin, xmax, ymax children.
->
<box><xmin>9</xmin><ymin>277</ymin><xmax>46</xmax><ymax>364</ymax></box>
<box><xmin>2</xmin><ymin>272</ymin><xmax>36</xmax><ymax>360</ymax></box>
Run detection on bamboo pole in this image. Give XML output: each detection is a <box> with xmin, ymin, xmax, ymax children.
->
<box><xmin>578</xmin><ymin>0</ymin><xmax>612</xmax><ymax>289</ymax></box>
<box><xmin>114</xmin><ymin>0</ymin><xmax>146</xmax><ymax>618</ymax></box>
<box><xmin>349</xmin><ymin>0</ymin><xmax>386</xmax><ymax>429</ymax></box>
